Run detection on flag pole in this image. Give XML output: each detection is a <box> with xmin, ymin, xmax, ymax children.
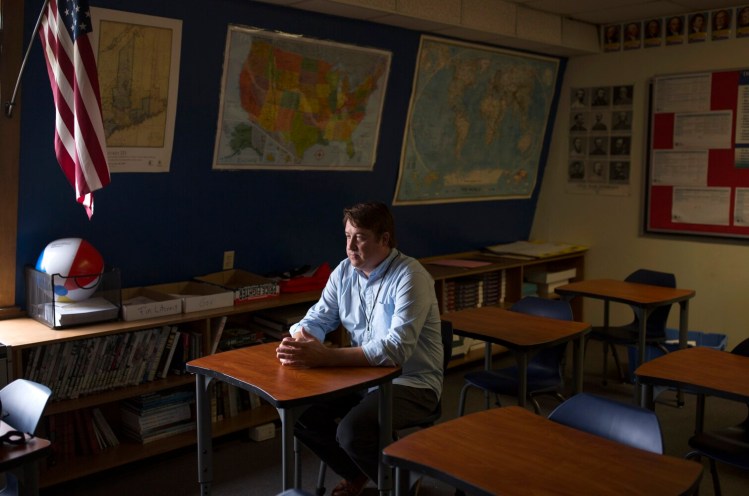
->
<box><xmin>4</xmin><ymin>0</ymin><xmax>50</xmax><ymax>118</ymax></box>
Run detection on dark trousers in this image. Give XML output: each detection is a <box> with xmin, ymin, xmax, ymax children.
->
<box><xmin>294</xmin><ymin>385</ymin><xmax>438</xmax><ymax>482</ymax></box>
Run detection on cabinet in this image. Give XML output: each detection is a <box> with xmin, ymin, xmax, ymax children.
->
<box><xmin>420</xmin><ymin>250</ymin><xmax>587</xmax><ymax>367</ymax></box>
<box><xmin>0</xmin><ymin>290</ymin><xmax>322</xmax><ymax>488</ymax></box>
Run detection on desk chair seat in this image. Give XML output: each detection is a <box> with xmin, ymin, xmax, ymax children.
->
<box><xmin>457</xmin><ymin>297</ymin><xmax>572</xmax><ymax>416</ymax></box>
<box><xmin>0</xmin><ymin>379</ymin><xmax>52</xmax><ymax>496</ymax></box>
<box><xmin>309</xmin><ymin>321</ymin><xmax>453</xmax><ymax>495</ymax></box>
<box><xmin>548</xmin><ymin>392</ymin><xmax>664</xmax><ymax>454</ymax></box>
<box><xmin>588</xmin><ymin>269</ymin><xmax>675</xmax><ymax>385</ymax></box>
<box><xmin>685</xmin><ymin>337</ymin><xmax>749</xmax><ymax>496</ymax></box>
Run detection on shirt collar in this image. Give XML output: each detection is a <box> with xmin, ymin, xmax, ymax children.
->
<box><xmin>354</xmin><ymin>248</ymin><xmax>398</xmax><ymax>280</ymax></box>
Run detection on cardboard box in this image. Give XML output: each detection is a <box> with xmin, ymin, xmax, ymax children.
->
<box><xmin>194</xmin><ymin>269</ymin><xmax>279</xmax><ymax>304</ymax></box>
<box><xmin>148</xmin><ymin>281</ymin><xmax>234</xmax><ymax>313</ymax></box>
<box><xmin>121</xmin><ymin>287</ymin><xmax>183</xmax><ymax>321</ymax></box>
<box><xmin>249</xmin><ymin>422</ymin><xmax>276</xmax><ymax>442</ymax></box>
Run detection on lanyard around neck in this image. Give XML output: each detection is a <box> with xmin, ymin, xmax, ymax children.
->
<box><xmin>357</xmin><ymin>252</ymin><xmax>398</xmax><ymax>334</ymax></box>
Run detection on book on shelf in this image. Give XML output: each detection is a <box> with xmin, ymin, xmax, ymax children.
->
<box><xmin>121</xmin><ymin>388</ymin><xmax>196</xmax><ymax>443</ymax></box>
<box><xmin>253</xmin><ymin>302</ymin><xmax>311</xmax><ymax>327</ymax></box>
<box><xmin>210</xmin><ymin>316</ymin><xmax>228</xmax><ymax>354</ymax></box>
<box><xmin>168</xmin><ymin>332</ymin><xmax>188</xmax><ymax>375</ymax></box>
<box><xmin>23</xmin><ymin>327</ymin><xmax>180</xmax><ymax>401</ymax></box>
<box><xmin>121</xmin><ymin>402</ymin><xmax>192</xmax><ymax>432</ymax></box>
<box><xmin>217</xmin><ymin>327</ymin><xmax>265</xmax><ymax>351</ymax></box>
<box><xmin>131</xmin><ymin>420</ymin><xmax>196</xmax><ymax>444</ymax></box>
<box><xmin>159</xmin><ymin>327</ymin><xmax>181</xmax><ymax>379</ymax></box>
<box><xmin>483</xmin><ymin>240</ymin><xmax>587</xmax><ymax>260</ymax></box>
<box><xmin>147</xmin><ymin>326</ymin><xmax>173</xmax><ymax>381</ymax></box>
<box><xmin>42</xmin><ymin>297</ymin><xmax>119</xmax><ymax>327</ymax></box>
<box><xmin>248</xmin><ymin>320</ymin><xmax>291</xmax><ymax>341</ymax></box>
<box><xmin>535</xmin><ymin>280</ymin><xmax>570</xmax><ymax>298</ymax></box>
<box><xmin>524</xmin><ymin>267</ymin><xmax>577</xmax><ymax>284</ymax></box>
<box><xmin>91</xmin><ymin>407</ymin><xmax>119</xmax><ymax>448</ymax></box>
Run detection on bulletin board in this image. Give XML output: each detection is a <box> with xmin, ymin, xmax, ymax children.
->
<box><xmin>645</xmin><ymin>69</ymin><xmax>749</xmax><ymax>239</ymax></box>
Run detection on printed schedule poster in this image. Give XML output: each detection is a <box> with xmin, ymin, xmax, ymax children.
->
<box><xmin>647</xmin><ymin>69</ymin><xmax>749</xmax><ymax>239</ymax></box>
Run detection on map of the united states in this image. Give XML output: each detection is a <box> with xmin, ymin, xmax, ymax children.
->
<box><xmin>213</xmin><ymin>28</ymin><xmax>390</xmax><ymax>170</ymax></box>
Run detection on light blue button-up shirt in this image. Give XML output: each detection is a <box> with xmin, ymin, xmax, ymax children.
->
<box><xmin>289</xmin><ymin>249</ymin><xmax>443</xmax><ymax>397</ymax></box>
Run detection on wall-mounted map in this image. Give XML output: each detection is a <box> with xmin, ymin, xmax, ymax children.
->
<box><xmin>91</xmin><ymin>8</ymin><xmax>182</xmax><ymax>173</ymax></box>
<box><xmin>393</xmin><ymin>36</ymin><xmax>559</xmax><ymax>205</ymax></box>
<box><xmin>213</xmin><ymin>26</ymin><xmax>391</xmax><ymax>171</ymax></box>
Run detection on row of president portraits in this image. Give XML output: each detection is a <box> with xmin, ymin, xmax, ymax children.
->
<box><xmin>602</xmin><ymin>6</ymin><xmax>749</xmax><ymax>52</ymax></box>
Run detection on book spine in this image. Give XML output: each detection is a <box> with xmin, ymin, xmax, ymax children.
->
<box><xmin>210</xmin><ymin>316</ymin><xmax>228</xmax><ymax>354</ymax></box>
<box><xmin>161</xmin><ymin>329</ymin><xmax>181</xmax><ymax>379</ymax></box>
<box><xmin>147</xmin><ymin>326</ymin><xmax>172</xmax><ymax>382</ymax></box>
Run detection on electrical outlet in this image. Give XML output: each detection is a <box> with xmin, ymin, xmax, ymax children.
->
<box><xmin>223</xmin><ymin>250</ymin><xmax>235</xmax><ymax>270</ymax></box>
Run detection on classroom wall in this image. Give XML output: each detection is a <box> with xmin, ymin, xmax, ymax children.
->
<box><xmin>532</xmin><ymin>38</ymin><xmax>749</xmax><ymax>347</ymax></box>
<box><xmin>15</xmin><ymin>0</ymin><xmax>563</xmax><ymax>307</ymax></box>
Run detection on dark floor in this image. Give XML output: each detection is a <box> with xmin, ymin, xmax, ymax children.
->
<box><xmin>41</xmin><ymin>342</ymin><xmax>749</xmax><ymax>495</ymax></box>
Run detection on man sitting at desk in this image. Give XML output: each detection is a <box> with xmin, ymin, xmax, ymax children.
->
<box><xmin>276</xmin><ymin>201</ymin><xmax>443</xmax><ymax>496</ymax></box>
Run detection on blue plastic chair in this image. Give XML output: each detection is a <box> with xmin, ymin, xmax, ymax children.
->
<box><xmin>685</xmin><ymin>337</ymin><xmax>749</xmax><ymax>496</ymax></box>
<box><xmin>548</xmin><ymin>392</ymin><xmax>664</xmax><ymax>454</ymax></box>
<box><xmin>457</xmin><ymin>297</ymin><xmax>573</xmax><ymax>416</ymax></box>
<box><xmin>588</xmin><ymin>269</ymin><xmax>676</xmax><ymax>385</ymax></box>
<box><xmin>0</xmin><ymin>378</ymin><xmax>52</xmax><ymax>496</ymax></box>
<box><xmin>0</xmin><ymin>378</ymin><xmax>52</xmax><ymax>435</ymax></box>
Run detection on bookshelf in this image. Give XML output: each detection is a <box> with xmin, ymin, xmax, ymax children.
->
<box><xmin>0</xmin><ymin>249</ymin><xmax>586</xmax><ymax>487</ymax></box>
<box><xmin>0</xmin><ymin>290</ymin><xmax>322</xmax><ymax>488</ymax></box>
<box><xmin>420</xmin><ymin>249</ymin><xmax>587</xmax><ymax>365</ymax></box>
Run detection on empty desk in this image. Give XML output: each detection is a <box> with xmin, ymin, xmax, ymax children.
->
<box><xmin>444</xmin><ymin>306</ymin><xmax>591</xmax><ymax>406</ymax></box>
<box><xmin>556</xmin><ymin>278</ymin><xmax>695</xmax><ymax>403</ymax></box>
<box><xmin>383</xmin><ymin>406</ymin><xmax>703</xmax><ymax>495</ymax></box>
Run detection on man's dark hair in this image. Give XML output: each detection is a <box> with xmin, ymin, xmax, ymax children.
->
<box><xmin>342</xmin><ymin>202</ymin><xmax>397</xmax><ymax>248</ymax></box>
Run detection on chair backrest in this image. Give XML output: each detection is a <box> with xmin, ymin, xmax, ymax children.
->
<box><xmin>548</xmin><ymin>392</ymin><xmax>664</xmax><ymax>454</ymax></box>
<box><xmin>625</xmin><ymin>269</ymin><xmax>676</xmax><ymax>338</ymax></box>
<box><xmin>510</xmin><ymin>297</ymin><xmax>573</xmax><ymax>371</ymax></box>
<box><xmin>0</xmin><ymin>378</ymin><xmax>52</xmax><ymax>434</ymax></box>
<box><xmin>732</xmin><ymin>337</ymin><xmax>749</xmax><ymax>357</ymax></box>
<box><xmin>510</xmin><ymin>296</ymin><xmax>574</xmax><ymax>321</ymax></box>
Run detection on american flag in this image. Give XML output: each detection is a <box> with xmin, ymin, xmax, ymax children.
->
<box><xmin>38</xmin><ymin>0</ymin><xmax>110</xmax><ymax>218</ymax></box>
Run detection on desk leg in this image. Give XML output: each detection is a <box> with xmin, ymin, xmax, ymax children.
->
<box><xmin>677</xmin><ymin>300</ymin><xmax>691</xmax><ymax>407</ymax></box>
<box><xmin>483</xmin><ymin>342</ymin><xmax>492</xmax><ymax>409</ymax></box>
<box><xmin>20</xmin><ymin>459</ymin><xmax>40</xmax><ymax>496</ymax></box>
<box><xmin>279</xmin><ymin>408</ymin><xmax>296</xmax><ymax>490</ymax></box>
<box><xmin>195</xmin><ymin>374</ymin><xmax>213</xmax><ymax>496</ymax></box>
<box><xmin>573</xmin><ymin>335</ymin><xmax>585</xmax><ymax>395</ymax></box>
<box><xmin>634</xmin><ymin>308</ymin><xmax>649</xmax><ymax>405</ymax></box>
<box><xmin>696</xmin><ymin>393</ymin><xmax>705</xmax><ymax>434</ymax></box>
<box><xmin>378</xmin><ymin>382</ymin><xmax>394</xmax><ymax>496</ymax></box>
<box><xmin>395</xmin><ymin>467</ymin><xmax>410</xmax><ymax>496</ymax></box>
<box><xmin>515</xmin><ymin>352</ymin><xmax>529</xmax><ymax>409</ymax></box>
<box><xmin>642</xmin><ymin>383</ymin><xmax>655</xmax><ymax>410</ymax></box>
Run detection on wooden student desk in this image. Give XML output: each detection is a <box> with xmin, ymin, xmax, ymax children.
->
<box><xmin>443</xmin><ymin>306</ymin><xmax>591</xmax><ymax>407</ymax></box>
<box><xmin>635</xmin><ymin>346</ymin><xmax>749</xmax><ymax>430</ymax></box>
<box><xmin>383</xmin><ymin>406</ymin><xmax>703</xmax><ymax>496</ymax></box>
<box><xmin>185</xmin><ymin>342</ymin><xmax>401</xmax><ymax>495</ymax></box>
<box><xmin>0</xmin><ymin>421</ymin><xmax>51</xmax><ymax>496</ymax></box>
<box><xmin>555</xmin><ymin>279</ymin><xmax>695</xmax><ymax>403</ymax></box>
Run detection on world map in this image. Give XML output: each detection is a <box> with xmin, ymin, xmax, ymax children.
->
<box><xmin>213</xmin><ymin>27</ymin><xmax>391</xmax><ymax>170</ymax></box>
<box><xmin>394</xmin><ymin>36</ymin><xmax>560</xmax><ymax>204</ymax></box>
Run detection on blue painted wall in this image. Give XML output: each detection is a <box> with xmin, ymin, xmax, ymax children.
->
<box><xmin>16</xmin><ymin>0</ymin><xmax>565</xmax><ymax>307</ymax></box>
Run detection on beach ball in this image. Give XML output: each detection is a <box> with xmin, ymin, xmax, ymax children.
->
<box><xmin>36</xmin><ymin>238</ymin><xmax>104</xmax><ymax>302</ymax></box>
